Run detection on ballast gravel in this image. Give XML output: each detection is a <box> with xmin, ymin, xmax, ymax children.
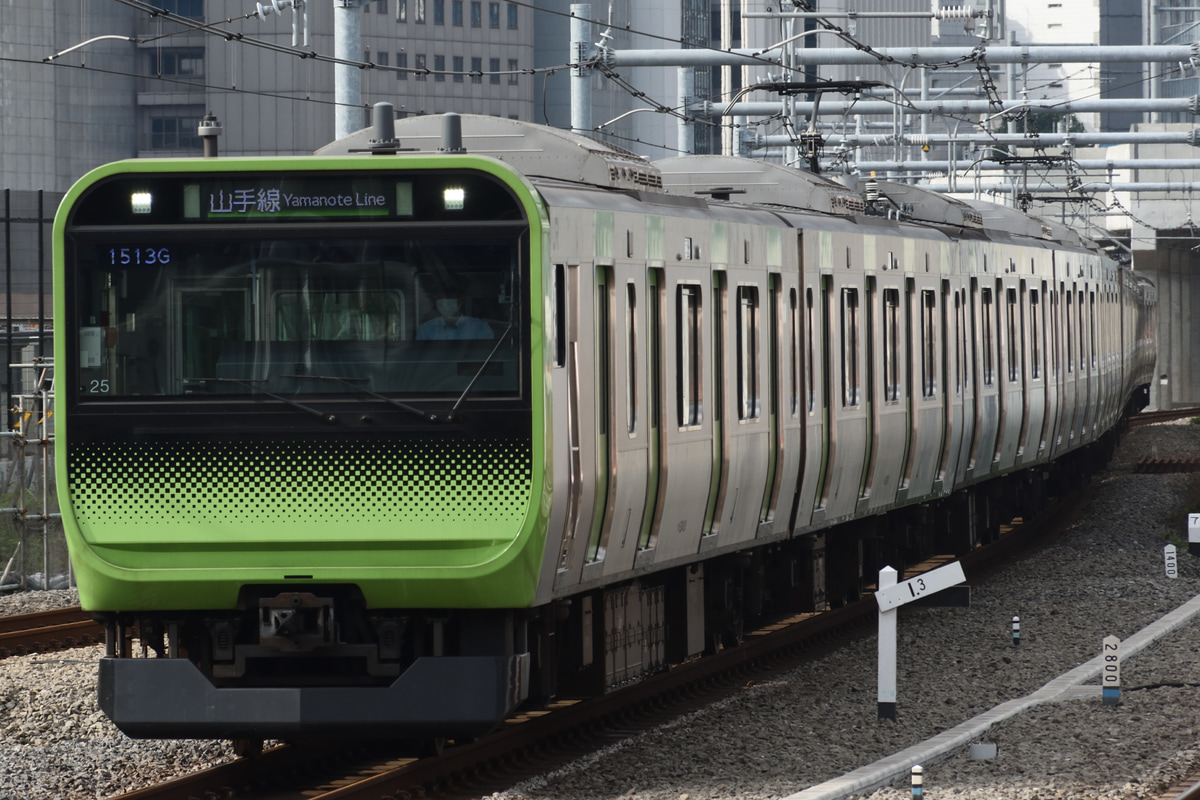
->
<box><xmin>3</xmin><ymin>421</ymin><xmax>1200</xmax><ymax>800</ymax></box>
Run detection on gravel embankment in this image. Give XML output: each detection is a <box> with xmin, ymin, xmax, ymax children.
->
<box><xmin>3</xmin><ymin>422</ymin><xmax>1200</xmax><ymax>800</ymax></box>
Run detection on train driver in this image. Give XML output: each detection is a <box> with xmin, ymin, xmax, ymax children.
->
<box><xmin>417</xmin><ymin>286</ymin><xmax>494</xmax><ymax>340</ymax></box>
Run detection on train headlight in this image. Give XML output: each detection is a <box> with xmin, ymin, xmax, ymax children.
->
<box><xmin>443</xmin><ymin>187</ymin><xmax>465</xmax><ymax>210</ymax></box>
<box><xmin>130</xmin><ymin>192</ymin><xmax>153</xmax><ymax>214</ymax></box>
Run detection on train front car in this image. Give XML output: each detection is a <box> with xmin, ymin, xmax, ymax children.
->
<box><xmin>54</xmin><ymin>156</ymin><xmax>547</xmax><ymax>740</ymax></box>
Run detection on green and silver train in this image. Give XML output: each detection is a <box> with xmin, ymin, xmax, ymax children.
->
<box><xmin>55</xmin><ymin>113</ymin><xmax>1155</xmax><ymax>743</ymax></box>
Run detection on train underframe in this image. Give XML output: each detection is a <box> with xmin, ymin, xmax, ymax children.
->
<box><xmin>97</xmin><ymin>427</ymin><xmax>1124</xmax><ymax>746</ymax></box>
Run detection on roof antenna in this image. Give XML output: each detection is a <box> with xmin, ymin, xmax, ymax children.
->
<box><xmin>369</xmin><ymin>102</ymin><xmax>399</xmax><ymax>155</ymax></box>
<box><xmin>440</xmin><ymin>112</ymin><xmax>466</xmax><ymax>153</ymax></box>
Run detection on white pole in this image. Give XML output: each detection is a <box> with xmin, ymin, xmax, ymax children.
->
<box><xmin>878</xmin><ymin>565</ymin><xmax>898</xmax><ymax>720</ymax></box>
<box><xmin>570</xmin><ymin>5</ymin><xmax>592</xmax><ymax>135</ymax></box>
<box><xmin>334</xmin><ymin>0</ymin><xmax>363</xmax><ymax>141</ymax></box>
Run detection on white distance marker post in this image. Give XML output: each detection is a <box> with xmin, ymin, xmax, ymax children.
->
<box><xmin>1165</xmin><ymin>544</ymin><xmax>1179</xmax><ymax>579</ymax></box>
<box><xmin>878</xmin><ymin>566</ymin><xmax>898</xmax><ymax>720</ymax></box>
<box><xmin>1101</xmin><ymin>635</ymin><xmax>1121</xmax><ymax>705</ymax></box>
<box><xmin>875</xmin><ymin>561</ymin><xmax>967</xmax><ymax>720</ymax></box>
<box><xmin>1190</xmin><ymin>514</ymin><xmax>1200</xmax><ymax>557</ymax></box>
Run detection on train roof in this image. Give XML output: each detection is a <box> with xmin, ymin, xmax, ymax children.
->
<box><xmin>653</xmin><ymin>156</ymin><xmax>865</xmax><ymax>218</ymax></box>
<box><xmin>864</xmin><ymin>180</ymin><xmax>985</xmax><ymax>230</ymax></box>
<box><xmin>316</xmin><ymin>113</ymin><xmax>666</xmax><ymax>194</ymax></box>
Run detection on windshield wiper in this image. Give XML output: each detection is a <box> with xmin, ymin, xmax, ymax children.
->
<box><xmin>195</xmin><ymin>377</ymin><xmax>338</xmax><ymax>425</ymax></box>
<box><xmin>281</xmin><ymin>374</ymin><xmax>437</xmax><ymax>423</ymax></box>
<box><xmin>445</xmin><ymin>323</ymin><xmax>513</xmax><ymax>423</ymax></box>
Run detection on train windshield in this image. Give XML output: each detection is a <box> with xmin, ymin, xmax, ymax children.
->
<box><xmin>70</xmin><ymin>234</ymin><xmax>524</xmax><ymax>402</ymax></box>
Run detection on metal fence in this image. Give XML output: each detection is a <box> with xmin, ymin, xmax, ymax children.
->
<box><xmin>2</xmin><ymin>188</ymin><xmax>64</xmax><ymax>593</ymax></box>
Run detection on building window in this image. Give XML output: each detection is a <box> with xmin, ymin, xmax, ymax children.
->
<box><xmin>148</xmin><ymin>114</ymin><xmax>203</xmax><ymax>151</ymax></box>
<box><xmin>506</xmin><ymin>1</ymin><xmax>517</xmax><ymax>28</ymax></box>
<box><xmin>397</xmin><ymin>52</ymin><xmax>407</xmax><ymax>79</ymax></box>
<box><xmin>154</xmin><ymin>0</ymin><xmax>203</xmax><ymax>17</ymax></box>
<box><xmin>148</xmin><ymin>48</ymin><xmax>205</xmax><ymax>78</ymax></box>
<box><xmin>471</xmin><ymin>56</ymin><xmax>482</xmax><ymax>83</ymax></box>
<box><xmin>453</xmin><ymin>55</ymin><xmax>464</xmax><ymax>82</ymax></box>
<box><xmin>434</xmin><ymin>0</ymin><xmax>444</xmax><ymax>23</ymax></box>
<box><xmin>470</xmin><ymin>0</ymin><xmax>481</xmax><ymax>26</ymax></box>
<box><xmin>489</xmin><ymin>57</ymin><xmax>500</xmax><ymax>84</ymax></box>
<box><xmin>377</xmin><ymin>51</ymin><xmax>388</xmax><ymax>66</ymax></box>
<box><xmin>376</xmin><ymin>0</ymin><xmax>387</xmax><ymax>11</ymax></box>
<box><xmin>397</xmin><ymin>0</ymin><xmax>406</xmax><ymax>21</ymax></box>
<box><xmin>488</xmin><ymin>1</ymin><xmax>499</xmax><ymax>27</ymax></box>
<box><xmin>415</xmin><ymin>53</ymin><xmax>427</xmax><ymax>80</ymax></box>
<box><xmin>507</xmin><ymin>58</ymin><xmax>519</xmax><ymax>84</ymax></box>
<box><xmin>434</xmin><ymin>54</ymin><xmax>445</xmax><ymax>81</ymax></box>
<box><xmin>414</xmin><ymin>0</ymin><xmax>425</xmax><ymax>23</ymax></box>
<box><xmin>452</xmin><ymin>0</ymin><xmax>463</xmax><ymax>25</ymax></box>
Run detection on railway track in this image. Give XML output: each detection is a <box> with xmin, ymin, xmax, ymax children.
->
<box><xmin>101</xmin><ymin>491</ymin><xmax>1084</xmax><ymax>800</ymax></box>
<box><xmin>1128</xmin><ymin>407</ymin><xmax>1200</xmax><ymax>427</ymax></box>
<box><xmin>0</xmin><ymin>607</ymin><xmax>103</xmax><ymax>658</ymax></box>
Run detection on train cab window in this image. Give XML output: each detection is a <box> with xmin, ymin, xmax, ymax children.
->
<box><xmin>677</xmin><ymin>284</ymin><xmax>702</xmax><ymax>427</ymax></box>
<box><xmin>882</xmin><ymin>288</ymin><xmax>901</xmax><ymax>403</ymax></box>
<box><xmin>840</xmin><ymin>287</ymin><xmax>860</xmax><ymax>407</ymax></box>
<box><xmin>1005</xmin><ymin>288</ymin><xmax>1019</xmax><ymax>383</ymax></box>
<box><xmin>980</xmin><ymin>287</ymin><xmax>994</xmax><ymax>386</ymax></box>
<box><xmin>736</xmin><ymin>285</ymin><xmax>760</xmax><ymax>420</ymax></box>
<box><xmin>920</xmin><ymin>289</ymin><xmax>936</xmax><ymax>398</ymax></box>
<box><xmin>1030</xmin><ymin>289</ymin><xmax>1041</xmax><ymax>380</ymax></box>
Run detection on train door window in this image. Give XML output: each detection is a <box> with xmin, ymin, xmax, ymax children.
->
<box><xmin>587</xmin><ymin>268</ymin><xmax>613</xmax><ymax>563</ymax></box>
<box><xmin>1050</xmin><ymin>289</ymin><xmax>1060</xmax><ymax>379</ymax></box>
<box><xmin>1089</xmin><ymin>291</ymin><xmax>1097</xmax><ymax>370</ymax></box>
<box><xmin>806</xmin><ymin>287</ymin><xmax>816</xmax><ymax>413</ymax></box>
<box><xmin>1029</xmin><ymin>288</ymin><xmax>1041</xmax><ymax>380</ymax></box>
<box><xmin>841</xmin><ymin>287</ymin><xmax>860</xmax><ymax>407</ymax></box>
<box><xmin>920</xmin><ymin>289</ymin><xmax>936</xmax><ymax>398</ymax></box>
<box><xmin>1078</xmin><ymin>291</ymin><xmax>1086</xmax><ymax>373</ymax></box>
<box><xmin>789</xmin><ymin>288</ymin><xmax>799</xmax><ymax>416</ymax></box>
<box><xmin>736</xmin><ymin>285</ymin><xmax>760</xmax><ymax>420</ymax></box>
<box><xmin>953</xmin><ymin>292</ymin><xmax>962</xmax><ymax>395</ymax></box>
<box><xmin>179</xmin><ymin>290</ymin><xmax>249</xmax><ymax>391</ymax></box>
<box><xmin>553</xmin><ymin>264</ymin><xmax>567</xmax><ymax>367</ymax></box>
<box><xmin>882</xmin><ymin>288</ymin><xmax>900</xmax><ymax>403</ymax></box>
<box><xmin>677</xmin><ymin>283</ymin><xmax>702</xmax><ymax>427</ymax></box>
<box><xmin>627</xmin><ymin>282</ymin><xmax>638</xmax><ymax>434</ymax></box>
<box><xmin>980</xmin><ymin>287</ymin><xmax>994</xmax><ymax>386</ymax></box>
<box><xmin>1065</xmin><ymin>290</ymin><xmax>1074</xmax><ymax>374</ymax></box>
<box><xmin>1008</xmin><ymin>287</ymin><xmax>1017</xmax><ymax>383</ymax></box>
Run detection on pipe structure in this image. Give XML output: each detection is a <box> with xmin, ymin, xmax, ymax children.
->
<box><xmin>831</xmin><ymin>158</ymin><xmax>1200</xmax><ymax>174</ymax></box>
<box><xmin>599</xmin><ymin>43</ymin><xmax>1200</xmax><ymax>69</ymax></box>
<box><xmin>748</xmin><ymin>130</ymin><xmax>1200</xmax><ymax>149</ymax></box>
<box><xmin>703</xmin><ymin>96</ymin><xmax>1200</xmax><ymax>119</ymax></box>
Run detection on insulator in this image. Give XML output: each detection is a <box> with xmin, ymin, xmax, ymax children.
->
<box><xmin>865</xmin><ymin>178</ymin><xmax>879</xmax><ymax>202</ymax></box>
<box><xmin>937</xmin><ymin>6</ymin><xmax>975</xmax><ymax>19</ymax></box>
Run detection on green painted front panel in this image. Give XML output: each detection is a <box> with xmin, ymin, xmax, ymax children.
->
<box><xmin>54</xmin><ymin>154</ymin><xmax>551</xmax><ymax>613</ymax></box>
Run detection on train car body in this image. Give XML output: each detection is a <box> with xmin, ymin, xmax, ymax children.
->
<box><xmin>53</xmin><ymin>114</ymin><xmax>1155</xmax><ymax>742</ymax></box>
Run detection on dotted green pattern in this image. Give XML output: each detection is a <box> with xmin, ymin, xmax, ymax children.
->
<box><xmin>67</xmin><ymin>438</ymin><xmax>533</xmax><ymax>533</ymax></box>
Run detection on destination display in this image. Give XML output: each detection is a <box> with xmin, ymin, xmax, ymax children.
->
<box><xmin>183</xmin><ymin>178</ymin><xmax>414</xmax><ymax>220</ymax></box>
